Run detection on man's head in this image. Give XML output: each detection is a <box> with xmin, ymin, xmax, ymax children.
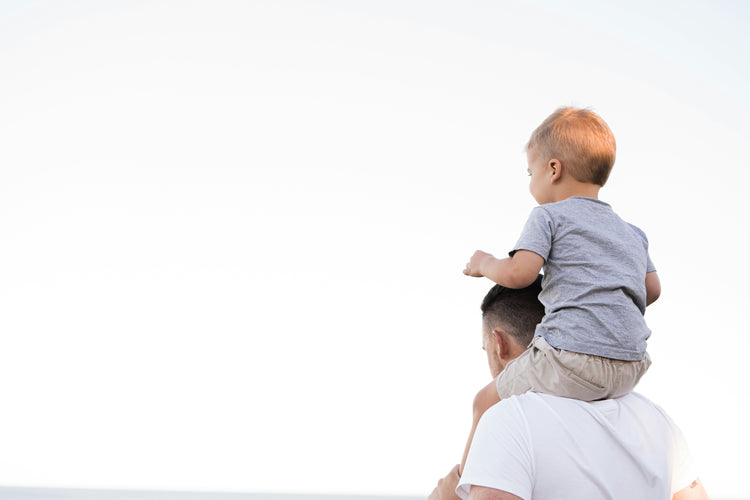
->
<box><xmin>481</xmin><ymin>276</ymin><xmax>544</xmax><ymax>378</ymax></box>
<box><xmin>525</xmin><ymin>106</ymin><xmax>616</xmax><ymax>188</ymax></box>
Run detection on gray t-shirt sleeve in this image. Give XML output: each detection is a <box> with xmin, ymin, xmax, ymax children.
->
<box><xmin>511</xmin><ymin>206</ymin><xmax>553</xmax><ymax>261</ymax></box>
<box><xmin>628</xmin><ymin>223</ymin><xmax>656</xmax><ymax>273</ymax></box>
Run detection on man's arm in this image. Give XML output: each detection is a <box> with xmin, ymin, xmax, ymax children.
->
<box><xmin>428</xmin><ymin>381</ymin><xmax>501</xmax><ymax>500</ymax></box>
<box><xmin>673</xmin><ymin>478</ymin><xmax>709</xmax><ymax>500</ymax></box>
<box><xmin>460</xmin><ymin>380</ymin><xmax>500</xmax><ymax>475</ymax></box>
<box><xmin>428</xmin><ymin>465</ymin><xmax>462</xmax><ymax>500</ymax></box>
<box><xmin>464</xmin><ymin>250</ymin><xmax>544</xmax><ymax>289</ymax></box>
<box><xmin>467</xmin><ymin>485</ymin><xmax>522</xmax><ymax>500</ymax></box>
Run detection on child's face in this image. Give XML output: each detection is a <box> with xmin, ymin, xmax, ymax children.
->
<box><xmin>526</xmin><ymin>149</ymin><xmax>554</xmax><ymax>205</ymax></box>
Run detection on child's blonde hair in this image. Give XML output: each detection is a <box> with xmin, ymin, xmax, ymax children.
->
<box><xmin>526</xmin><ymin>107</ymin><xmax>616</xmax><ymax>186</ymax></box>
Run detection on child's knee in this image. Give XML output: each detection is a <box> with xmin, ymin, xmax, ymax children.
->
<box><xmin>472</xmin><ymin>380</ymin><xmax>501</xmax><ymax>421</ymax></box>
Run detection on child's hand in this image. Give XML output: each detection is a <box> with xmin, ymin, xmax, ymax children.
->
<box><xmin>464</xmin><ymin>250</ymin><xmax>492</xmax><ymax>277</ymax></box>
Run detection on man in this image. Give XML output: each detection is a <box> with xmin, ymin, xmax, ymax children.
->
<box><xmin>430</xmin><ymin>278</ymin><xmax>707</xmax><ymax>500</ymax></box>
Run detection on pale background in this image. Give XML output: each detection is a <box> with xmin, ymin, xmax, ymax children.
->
<box><xmin>1</xmin><ymin>1</ymin><xmax>748</xmax><ymax>498</ymax></box>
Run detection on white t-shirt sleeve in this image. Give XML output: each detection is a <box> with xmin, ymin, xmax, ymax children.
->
<box><xmin>661</xmin><ymin>408</ymin><xmax>698</xmax><ymax>494</ymax></box>
<box><xmin>456</xmin><ymin>399</ymin><xmax>534</xmax><ymax>500</ymax></box>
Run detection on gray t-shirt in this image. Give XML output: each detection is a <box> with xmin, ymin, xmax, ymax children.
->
<box><xmin>512</xmin><ymin>197</ymin><xmax>655</xmax><ymax>361</ymax></box>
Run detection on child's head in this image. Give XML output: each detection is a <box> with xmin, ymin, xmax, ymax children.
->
<box><xmin>526</xmin><ymin>107</ymin><xmax>616</xmax><ymax>186</ymax></box>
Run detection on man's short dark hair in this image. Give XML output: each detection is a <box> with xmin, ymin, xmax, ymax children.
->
<box><xmin>481</xmin><ymin>276</ymin><xmax>544</xmax><ymax>347</ymax></box>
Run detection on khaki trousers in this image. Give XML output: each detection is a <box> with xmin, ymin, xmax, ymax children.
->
<box><xmin>496</xmin><ymin>336</ymin><xmax>652</xmax><ymax>401</ymax></box>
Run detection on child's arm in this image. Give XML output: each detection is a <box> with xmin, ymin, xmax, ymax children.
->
<box><xmin>646</xmin><ymin>271</ymin><xmax>661</xmax><ymax>306</ymax></box>
<box><xmin>464</xmin><ymin>250</ymin><xmax>544</xmax><ymax>289</ymax></box>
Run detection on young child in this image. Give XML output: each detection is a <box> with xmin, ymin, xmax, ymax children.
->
<box><xmin>459</xmin><ymin>106</ymin><xmax>660</xmax><ymax>472</ymax></box>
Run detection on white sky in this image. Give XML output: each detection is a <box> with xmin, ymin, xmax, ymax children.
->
<box><xmin>1</xmin><ymin>0</ymin><xmax>749</xmax><ymax>497</ymax></box>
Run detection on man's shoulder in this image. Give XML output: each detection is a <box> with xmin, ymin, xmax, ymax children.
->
<box><xmin>492</xmin><ymin>391</ymin><xmax>666</xmax><ymax>422</ymax></box>
<box><xmin>525</xmin><ymin>390</ymin><xmax>661</xmax><ymax>408</ymax></box>
<box><xmin>466</xmin><ymin>392</ymin><xmax>692</xmax><ymax>500</ymax></box>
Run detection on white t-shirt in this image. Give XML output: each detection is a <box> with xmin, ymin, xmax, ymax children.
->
<box><xmin>457</xmin><ymin>392</ymin><xmax>696</xmax><ymax>500</ymax></box>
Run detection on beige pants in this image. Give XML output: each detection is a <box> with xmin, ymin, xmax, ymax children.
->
<box><xmin>496</xmin><ymin>336</ymin><xmax>652</xmax><ymax>401</ymax></box>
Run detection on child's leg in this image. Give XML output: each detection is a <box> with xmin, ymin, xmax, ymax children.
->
<box><xmin>459</xmin><ymin>379</ymin><xmax>501</xmax><ymax>475</ymax></box>
<box><xmin>458</xmin><ymin>347</ymin><xmax>537</xmax><ymax>474</ymax></box>
<box><xmin>532</xmin><ymin>339</ymin><xmax>653</xmax><ymax>401</ymax></box>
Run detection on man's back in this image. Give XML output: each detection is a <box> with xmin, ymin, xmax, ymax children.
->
<box><xmin>457</xmin><ymin>392</ymin><xmax>695</xmax><ymax>500</ymax></box>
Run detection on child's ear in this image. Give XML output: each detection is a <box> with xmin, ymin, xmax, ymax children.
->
<box><xmin>548</xmin><ymin>159</ymin><xmax>562</xmax><ymax>183</ymax></box>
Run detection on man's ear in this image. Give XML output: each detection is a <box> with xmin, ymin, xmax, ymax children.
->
<box><xmin>492</xmin><ymin>328</ymin><xmax>510</xmax><ymax>359</ymax></box>
<box><xmin>548</xmin><ymin>158</ymin><xmax>562</xmax><ymax>183</ymax></box>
